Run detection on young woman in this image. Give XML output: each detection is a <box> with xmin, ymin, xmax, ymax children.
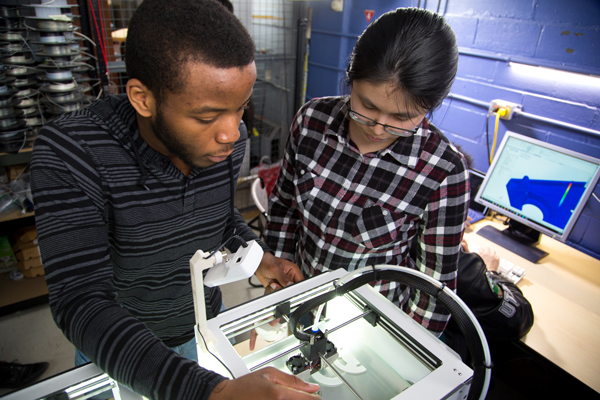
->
<box><xmin>265</xmin><ymin>7</ymin><xmax>470</xmax><ymax>336</ymax></box>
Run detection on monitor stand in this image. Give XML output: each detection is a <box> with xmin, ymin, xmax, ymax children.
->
<box><xmin>476</xmin><ymin>220</ymin><xmax>548</xmax><ymax>264</ymax></box>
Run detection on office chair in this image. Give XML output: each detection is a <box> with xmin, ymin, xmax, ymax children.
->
<box><xmin>248</xmin><ymin>178</ymin><xmax>269</xmax><ymax>288</ymax></box>
<box><xmin>249</xmin><ymin>177</ymin><xmax>268</xmax><ymax>239</ymax></box>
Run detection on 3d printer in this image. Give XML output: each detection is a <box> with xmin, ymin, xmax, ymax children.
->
<box><xmin>192</xmin><ymin>241</ymin><xmax>491</xmax><ymax>400</ymax></box>
<box><xmin>2</xmin><ymin>241</ymin><xmax>490</xmax><ymax>400</ymax></box>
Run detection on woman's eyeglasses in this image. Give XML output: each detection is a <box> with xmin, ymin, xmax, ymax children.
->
<box><xmin>348</xmin><ymin>106</ymin><xmax>420</xmax><ymax>137</ymax></box>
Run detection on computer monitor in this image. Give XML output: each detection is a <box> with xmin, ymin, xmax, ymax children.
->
<box><xmin>467</xmin><ymin>169</ymin><xmax>489</xmax><ymax>224</ymax></box>
<box><xmin>474</xmin><ymin>131</ymin><xmax>600</xmax><ymax>263</ymax></box>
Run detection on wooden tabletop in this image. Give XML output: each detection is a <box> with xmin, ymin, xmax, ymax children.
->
<box><xmin>464</xmin><ymin>217</ymin><xmax>600</xmax><ymax>393</ymax></box>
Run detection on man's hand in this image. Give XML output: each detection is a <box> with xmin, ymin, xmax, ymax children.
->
<box><xmin>461</xmin><ymin>239</ymin><xmax>470</xmax><ymax>253</ymax></box>
<box><xmin>474</xmin><ymin>247</ymin><xmax>500</xmax><ymax>272</ymax></box>
<box><xmin>465</xmin><ymin>216</ymin><xmax>473</xmax><ymax>228</ymax></box>
<box><xmin>255</xmin><ymin>252</ymin><xmax>304</xmax><ymax>288</ymax></box>
<box><xmin>208</xmin><ymin>367</ymin><xmax>320</xmax><ymax>400</ymax></box>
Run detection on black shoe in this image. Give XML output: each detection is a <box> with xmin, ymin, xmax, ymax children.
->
<box><xmin>0</xmin><ymin>361</ymin><xmax>50</xmax><ymax>389</ymax></box>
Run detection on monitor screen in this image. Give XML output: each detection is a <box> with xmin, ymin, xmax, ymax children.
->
<box><xmin>475</xmin><ymin>131</ymin><xmax>600</xmax><ymax>242</ymax></box>
<box><xmin>468</xmin><ymin>169</ymin><xmax>488</xmax><ymax>214</ymax></box>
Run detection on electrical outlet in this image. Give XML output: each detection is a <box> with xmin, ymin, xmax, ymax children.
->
<box><xmin>489</xmin><ymin>99</ymin><xmax>522</xmax><ymax>120</ymax></box>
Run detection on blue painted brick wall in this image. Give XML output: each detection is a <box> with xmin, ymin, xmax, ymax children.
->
<box><xmin>305</xmin><ymin>0</ymin><xmax>600</xmax><ymax>259</ymax></box>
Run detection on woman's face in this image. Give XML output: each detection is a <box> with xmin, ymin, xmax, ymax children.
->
<box><xmin>348</xmin><ymin>80</ymin><xmax>427</xmax><ymax>154</ymax></box>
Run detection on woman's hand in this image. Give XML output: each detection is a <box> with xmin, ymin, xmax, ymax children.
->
<box><xmin>255</xmin><ymin>252</ymin><xmax>304</xmax><ymax>289</ymax></box>
<box><xmin>250</xmin><ymin>253</ymin><xmax>304</xmax><ymax>350</ymax></box>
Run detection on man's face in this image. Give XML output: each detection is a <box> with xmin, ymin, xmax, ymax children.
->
<box><xmin>148</xmin><ymin>60</ymin><xmax>256</xmax><ymax>169</ymax></box>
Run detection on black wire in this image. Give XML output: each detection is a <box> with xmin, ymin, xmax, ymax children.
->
<box><xmin>203</xmin><ymin>235</ymin><xmax>248</xmax><ymax>259</ymax></box>
<box><xmin>247</xmin><ymin>275</ymin><xmax>263</xmax><ymax>288</ymax></box>
<box><xmin>197</xmin><ymin>329</ymin><xmax>235</xmax><ymax>379</ymax></box>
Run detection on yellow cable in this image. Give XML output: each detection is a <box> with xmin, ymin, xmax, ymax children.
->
<box><xmin>489</xmin><ymin>108</ymin><xmax>507</xmax><ymax>164</ymax></box>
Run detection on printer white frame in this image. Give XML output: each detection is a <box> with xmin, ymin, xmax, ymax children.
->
<box><xmin>206</xmin><ymin>269</ymin><xmax>473</xmax><ymax>400</ymax></box>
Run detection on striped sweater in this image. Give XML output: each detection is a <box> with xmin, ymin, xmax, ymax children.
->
<box><xmin>30</xmin><ymin>94</ymin><xmax>261</xmax><ymax>399</ymax></box>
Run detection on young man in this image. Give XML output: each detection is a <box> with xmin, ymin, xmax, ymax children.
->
<box><xmin>444</xmin><ymin>240</ymin><xmax>534</xmax><ymax>364</ymax></box>
<box><xmin>30</xmin><ymin>1</ymin><xmax>319</xmax><ymax>399</ymax></box>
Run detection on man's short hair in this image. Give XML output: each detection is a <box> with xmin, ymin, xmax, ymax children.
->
<box><xmin>214</xmin><ymin>0</ymin><xmax>234</xmax><ymax>13</ymax></box>
<box><xmin>126</xmin><ymin>0</ymin><xmax>255</xmax><ymax>103</ymax></box>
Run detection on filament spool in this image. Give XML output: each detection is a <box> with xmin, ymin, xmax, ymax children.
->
<box><xmin>42</xmin><ymin>44</ymin><xmax>73</xmax><ymax>55</ymax></box>
<box><xmin>38</xmin><ymin>35</ymin><xmax>68</xmax><ymax>44</ymax></box>
<box><xmin>14</xmin><ymin>97</ymin><xmax>37</xmax><ymax>108</ymax></box>
<box><xmin>40</xmin><ymin>80</ymin><xmax>79</xmax><ymax>93</ymax></box>
<box><xmin>0</xmin><ymin>7</ymin><xmax>20</xmax><ymax>19</ymax></box>
<box><xmin>0</xmin><ymin>32</ymin><xmax>24</xmax><ymax>42</ymax></box>
<box><xmin>11</xmin><ymin>78</ymin><xmax>38</xmax><ymax>88</ymax></box>
<box><xmin>44</xmin><ymin>70</ymin><xmax>74</xmax><ymax>81</ymax></box>
<box><xmin>14</xmin><ymin>88</ymin><xmax>37</xmax><ymax>98</ymax></box>
<box><xmin>26</xmin><ymin>19</ymin><xmax>74</xmax><ymax>32</ymax></box>
<box><xmin>6</xmin><ymin>67</ymin><xmax>38</xmax><ymax>77</ymax></box>
<box><xmin>0</xmin><ymin>74</ymin><xmax>15</xmax><ymax>85</ymax></box>
<box><xmin>0</xmin><ymin>117</ymin><xmax>26</xmax><ymax>131</ymax></box>
<box><xmin>0</xmin><ymin>85</ymin><xmax>18</xmax><ymax>97</ymax></box>
<box><xmin>0</xmin><ymin>128</ymin><xmax>23</xmax><ymax>139</ymax></box>
<box><xmin>23</xmin><ymin>115</ymin><xmax>44</xmax><ymax>127</ymax></box>
<box><xmin>1</xmin><ymin>54</ymin><xmax>35</xmax><ymax>65</ymax></box>
<box><xmin>0</xmin><ymin>97</ymin><xmax>18</xmax><ymax>108</ymax></box>
<box><xmin>47</xmin><ymin>91</ymin><xmax>81</xmax><ymax>103</ymax></box>
<box><xmin>0</xmin><ymin>19</ymin><xmax>22</xmax><ymax>31</ymax></box>
<box><xmin>21</xmin><ymin>106</ymin><xmax>40</xmax><ymax>116</ymax></box>
<box><xmin>0</xmin><ymin>107</ymin><xmax>20</xmax><ymax>118</ymax></box>
<box><xmin>0</xmin><ymin>43</ymin><xmax>24</xmax><ymax>53</ymax></box>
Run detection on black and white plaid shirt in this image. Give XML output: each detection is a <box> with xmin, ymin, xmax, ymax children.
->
<box><xmin>266</xmin><ymin>96</ymin><xmax>470</xmax><ymax>335</ymax></box>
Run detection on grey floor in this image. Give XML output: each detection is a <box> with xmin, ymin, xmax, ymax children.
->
<box><xmin>0</xmin><ymin>261</ymin><xmax>265</xmax><ymax>397</ymax></box>
<box><xmin>0</xmin><ymin>303</ymin><xmax>75</xmax><ymax>397</ymax></box>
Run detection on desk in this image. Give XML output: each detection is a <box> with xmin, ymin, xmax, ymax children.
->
<box><xmin>464</xmin><ymin>218</ymin><xmax>600</xmax><ymax>393</ymax></box>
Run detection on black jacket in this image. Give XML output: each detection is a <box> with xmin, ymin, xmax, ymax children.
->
<box><xmin>444</xmin><ymin>249</ymin><xmax>535</xmax><ymax>363</ymax></box>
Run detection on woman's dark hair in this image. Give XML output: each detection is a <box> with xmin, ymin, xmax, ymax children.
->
<box><xmin>453</xmin><ymin>143</ymin><xmax>474</xmax><ymax>169</ymax></box>
<box><xmin>346</xmin><ymin>7</ymin><xmax>458</xmax><ymax>113</ymax></box>
<box><xmin>126</xmin><ymin>0</ymin><xmax>255</xmax><ymax>104</ymax></box>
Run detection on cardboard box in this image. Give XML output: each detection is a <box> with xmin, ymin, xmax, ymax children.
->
<box><xmin>21</xmin><ymin>265</ymin><xmax>44</xmax><ymax>278</ymax></box>
<box><xmin>15</xmin><ymin>244</ymin><xmax>40</xmax><ymax>261</ymax></box>
<box><xmin>17</xmin><ymin>256</ymin><xmax>42</xmax><ymax>271</ymax></box>
<box><xmin>13</xmin><ymin>237</ymin><xmax>38</xmax><ymax>252</ymax></box>
<box><xmin>16</xmin><ymin>226</ymin><xmax>37</xmax><ymax>243</ymax></box>
<box><xmin>7</xmin><ymin>164</ymin><xmax>28</xmax><ymax>181</ymax></box>
<box><xmin>0</xmin><ymin>270</ymin><xmax>48</xmax><ymax>307</ymax></box>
